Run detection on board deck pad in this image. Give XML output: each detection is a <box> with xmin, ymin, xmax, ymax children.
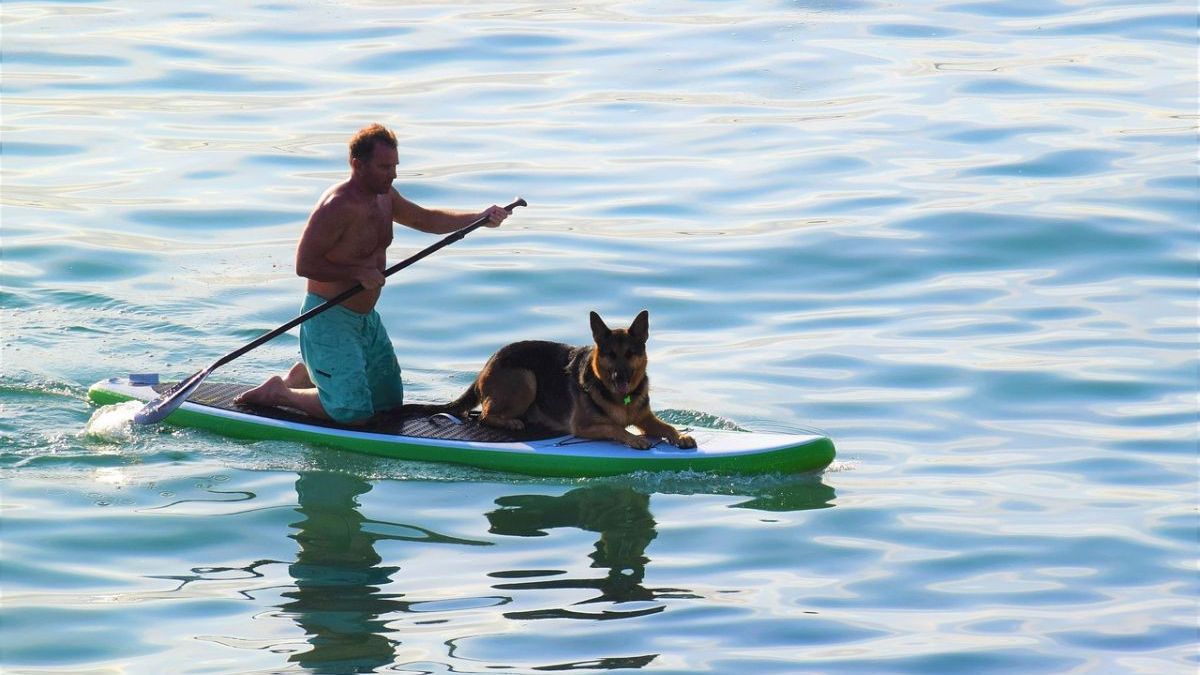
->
<box><xmin>155</xmin><ymin>381</ymin><xmax>566</xmax><ymax>443</ymax></box>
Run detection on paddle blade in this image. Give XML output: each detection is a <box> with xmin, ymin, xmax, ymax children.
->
<box><xmin>132</xmin><ymin>370</ymin><xmax>206</xmax><ymax>425</ymax></box>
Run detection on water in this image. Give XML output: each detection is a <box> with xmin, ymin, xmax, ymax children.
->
<box><xmin>2</xmin><ymin>0</ymin><xmax>1196</xmax><ymax>672</ymax></box>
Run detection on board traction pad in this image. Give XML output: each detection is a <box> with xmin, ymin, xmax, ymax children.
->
<box><xmin>156</xmin><ymin>381</ymin><xmax>562</xmax><ymax>443</ymax></box>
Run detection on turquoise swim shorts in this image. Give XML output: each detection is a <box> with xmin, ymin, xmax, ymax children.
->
<box><xmin>299</xmin><ymin>293</ymin><xmax>404</xmax><ymax>423</ymax></box>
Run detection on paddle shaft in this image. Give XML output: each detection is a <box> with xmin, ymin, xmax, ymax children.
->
<box><xmin>209</xmin><ymin>197</ymin><xmax>526</xmax><ymax>372</ymax></box>
<box><xmin>134</xmin><ymin>198</ymin><xmax>525</xmax><ymax>424</ymax></box>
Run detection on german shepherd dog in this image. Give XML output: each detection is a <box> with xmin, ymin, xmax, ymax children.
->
<box><xmin>402</xmin><ymin>311</ymin><xmax>695</xmax><ymax>450</ymax></box>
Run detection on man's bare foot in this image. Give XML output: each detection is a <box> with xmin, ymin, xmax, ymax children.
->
<box><xmin>283</xmin><ymin>362</ymin><xmax>314</xmax><ymax>389</ymax></box>
<box><xmin>234</xmin><ymin>373</ymin><xmax>331</xmax><ymax>420</ymax></box>
<box><xmin>235</xmin><ymin>376</ymin><xmax>288</xmax><ymax>407</ymax></box>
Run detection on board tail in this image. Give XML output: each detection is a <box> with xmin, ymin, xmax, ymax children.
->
<box><xmin>400</xmin><ymin>384</ymin><xmax>480</xmax><ymax>417</ymax></box>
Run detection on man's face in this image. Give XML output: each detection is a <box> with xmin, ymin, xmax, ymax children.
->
<box><xmin>355</xmin><ymin>143</ymin><xmax>398</xmax><ymax>195</ymax></box>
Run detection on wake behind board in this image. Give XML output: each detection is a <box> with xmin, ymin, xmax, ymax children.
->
<box><xmin>88</xmin><ymin>376</ymin><xmax>835</xmax><ymax>477</ymax></box>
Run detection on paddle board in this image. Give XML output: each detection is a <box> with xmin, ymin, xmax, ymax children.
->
<box><xmin>87</xmin><ymin>376</ymin><xmax>835</xmax><ymax>477</ymax></box>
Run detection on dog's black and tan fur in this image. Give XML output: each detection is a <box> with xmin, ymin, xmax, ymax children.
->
<box><xmin>402</xmin><ymin>310</ymin><xmax>695</xmax><ymax>450</ymax></box>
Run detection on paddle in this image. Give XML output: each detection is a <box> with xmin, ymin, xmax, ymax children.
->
<box><xmin>132</xmin><ymin>197</ymin><xmax>527</xmax><ymax>425</ymax></box>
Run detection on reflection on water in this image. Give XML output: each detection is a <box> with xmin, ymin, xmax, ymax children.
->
<box><xmin>729</xmin><ymin>478</ymin><xmax>836</xmax><ymax>512</ymax></box>
<box><xmin>488</xmin><ymin>486</ymin><xmax>668</xmax><ymax>619</ymax></box>
<box><xmin>279</xmin><ymin>478</ymin><xmax>674</xmax><ymax>670</ymax></box>
<box><xmin>153</xmin><ymin>474</ymin><xmax>840</xmax><ymax>671</ymax></box>
<box><xmin>282</xmin><ymin>471</ymin><xmax>404</xmax><ymax>673</ymax></box>
<box><xmin>483</xmin><ymin>478</ymin><xmax>839</xmax><ymax>620</ymax></box>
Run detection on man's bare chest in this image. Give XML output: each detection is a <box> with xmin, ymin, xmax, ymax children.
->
<box><xmin>334</xmin><ymin>203</ymin><xmax>392</xmax><ymax>257</ymax></box>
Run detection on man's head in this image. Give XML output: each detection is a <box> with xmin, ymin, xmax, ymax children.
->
<box><xmin>349</xmin><ymin>123</ymin><xmax>399</xmax><ymax>195</ymax></box>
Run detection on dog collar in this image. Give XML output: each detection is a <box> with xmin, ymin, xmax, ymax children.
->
<box><xmin>579</xmin><ymin>368</ymin><xmax>635</xmax><ymax>406</ymax></box>
<box><xmin>583</xmin><ymin>384</ymin><xmax>630</xmax><ymax>404</ymax></box>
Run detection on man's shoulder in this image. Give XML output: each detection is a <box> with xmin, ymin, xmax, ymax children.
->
<box><xmin>315</xmin><ymin>182</ymin><xmax>368</xmax><ymax>215</ymax></box>
<box><xmin>321</xmin><ymin>179</ymin><xmax>357</xmax><ymax>202</ymax></box>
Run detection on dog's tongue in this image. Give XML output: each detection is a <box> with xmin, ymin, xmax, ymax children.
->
<box><xmin>614</xmin><ymin>380</ymin><xmax>630</xmax><ymax>395</ymax></box>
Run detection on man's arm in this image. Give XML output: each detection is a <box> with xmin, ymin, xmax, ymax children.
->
<box><xmin>295</xmin><ymin>202</ymin><xmax>384</xmax><ymax>289</ymax></box>
<box><xmin>391</xmin><ymin>190</ymin><xmax>508</xmax><ymax>234</ymax></box>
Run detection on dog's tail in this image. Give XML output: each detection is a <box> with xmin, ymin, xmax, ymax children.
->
<box><xmin>399</xmin><ymin>384</ymin><xmax>479</xmax><ymax>417</ymax></box>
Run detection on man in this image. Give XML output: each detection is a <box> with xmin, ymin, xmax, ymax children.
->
<box><xmin>235</xmin><ymin>123</ymin><xmax>509</xmax><ymax>423</ymax></box>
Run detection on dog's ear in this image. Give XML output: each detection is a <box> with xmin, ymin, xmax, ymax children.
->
<box><xmin>590</xmin><ymin>311</ymin><xmax>611</xmax><ymax>343</ymax></box>
<box><xmin>629</xmin><ymin>310</ymin><xmax>649</xmax><ymax>343</ymax></box>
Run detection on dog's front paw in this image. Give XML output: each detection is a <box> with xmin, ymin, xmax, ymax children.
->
<box><xmin>625</xmin><ymin>435</ymin><xmax>653</xmax><ymax>450</ymax></box>
<box><xmin>675</xmin><ymin>434</ymin><xmax>696</xmax><ymax>449</ymax></box>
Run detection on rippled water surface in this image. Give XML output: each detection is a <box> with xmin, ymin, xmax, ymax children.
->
<box><xmin>2</xmin><ymin>1</ymin><xmax>1197</xmax><ymax>673</ymax></box>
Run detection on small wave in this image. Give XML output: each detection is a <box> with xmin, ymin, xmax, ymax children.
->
<box><xmin>0</xmin><ymin>373</ymin><xmax>85</xmax><ymax>400</ymax></box>
<box><xmin>82</xmin><ymin>401</ymin><xmax>145</xmax><ymax>442</ymax></box>
<box><xmin>656</xmin><ymin>409</ymin><xmax>748</xmax><ymax>431</ymax></box>
<box><xmin>823</xmin><ymin>459</ymin><xmax>859</xmax><ymax>473</ymax></box>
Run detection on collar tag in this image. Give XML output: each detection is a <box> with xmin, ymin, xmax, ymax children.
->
<box><xmin>623</xmin><ymin>394</ymin><xmax>632</xmax><ymax>405</ymax></box>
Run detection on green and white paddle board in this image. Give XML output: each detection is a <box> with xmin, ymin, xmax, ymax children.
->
<box><xmin>88</xmin><ymin>376</ymin><xmax>835</xmax><ymax>477</ymax></box>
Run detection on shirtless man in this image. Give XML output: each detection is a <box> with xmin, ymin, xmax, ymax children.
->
<box><xmin>235</xmin><ymin>123</ymin><xmax>509</xmax><ymax>423</ymax></box>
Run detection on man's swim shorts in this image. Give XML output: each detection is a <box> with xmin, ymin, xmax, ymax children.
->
<box><xmin>299</xmin><ymin>292</ymin><xmax>404</xmax><ymax>423</ymax></box>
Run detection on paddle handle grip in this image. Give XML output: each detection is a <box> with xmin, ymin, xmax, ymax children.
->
<box><xmin>212</xmin><ymin>198</ymin><xmax>526</xmax><ymax>371</ymax></box>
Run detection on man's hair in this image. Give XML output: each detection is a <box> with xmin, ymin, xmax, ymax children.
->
<box><xmin>349</xmin><ymin>123</ymin><xmax>397</xmax><ymax>162</ymax></box>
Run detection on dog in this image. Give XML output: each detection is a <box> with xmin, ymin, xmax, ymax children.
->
<box><xmin>402</xmin><ymin>310</ymin><xmax>695</xmax><ymax>450</ymax></box>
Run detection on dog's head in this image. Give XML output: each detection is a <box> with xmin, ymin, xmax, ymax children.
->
<box><xmin>589</xmin><ymin>310</ymin><xmax>649</xmax><ymax>397</ymax></box>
